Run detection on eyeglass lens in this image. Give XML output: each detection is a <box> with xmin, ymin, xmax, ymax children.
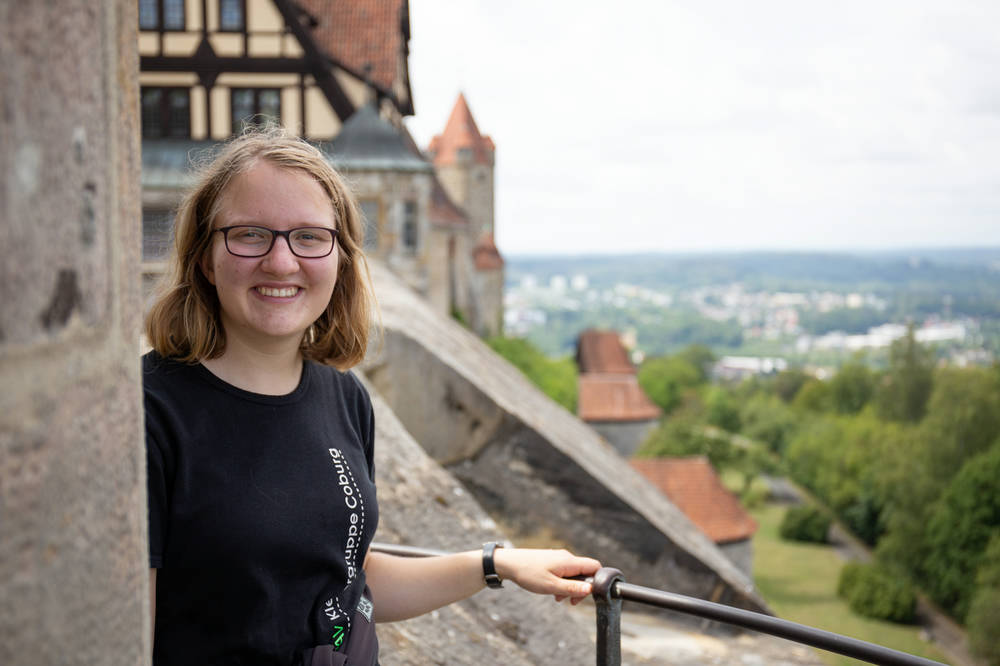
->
<box><xmin>223</xmin><ymin>226</ymin><xmax>336</xmax><ymax>258</ymax></box>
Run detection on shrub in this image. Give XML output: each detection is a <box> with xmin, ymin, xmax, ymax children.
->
<box><xmin>779</xmin><ymin>504</ymin><xmax>831</xmax><ymax>543</ymax></box>
<box><xmin>837</xmin><ymin>562</ymin><xmax>917</xmax><ymax>623</ymax></box>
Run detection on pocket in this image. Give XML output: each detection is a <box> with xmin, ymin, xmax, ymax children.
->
<box><xmin>342</xmin><ymin>587</ymin><xmax>379</xmax><ymax>666</ymax></box>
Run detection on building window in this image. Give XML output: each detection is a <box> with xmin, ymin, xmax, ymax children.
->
<box><xmin>402</xmin><ymin>201</ymin><xmax>418</xmax><ymax>252</ymax></box>
<box><xmin>219</xmin><ymin>0</ymin><xmax>246</xmax><ymax>32</ymax></box>
<box><xmin>142</xmin><ymin>209</ymin><xmax>174</xmax><ymax>261</ymax></box>
<box><xmin>139</xmin><ymin>0</ymin><xmax>185</xmax><ymax>31</ymax></box>
<box><xmin>360</xmin><ymin>200</ymin><xmax>379</xmax><ymax>251</ymax></box>
<box><xmin>141</xmin><ymin>87</ymin><xmax>190</xmax><ymax>138</ymax></box>
<box><xmin>231</xmin><ymin>88</ymin><xmax>281</xmax><ymax>134</ymax></box>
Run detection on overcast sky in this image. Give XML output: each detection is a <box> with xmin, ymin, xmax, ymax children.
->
<box><xmin>403</xmin><ymin>1</ymin><xmax>1000</xmax><ymax>256</ymax></box>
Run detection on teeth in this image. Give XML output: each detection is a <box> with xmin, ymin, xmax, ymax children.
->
<box><xmin>256</xmin><ymin>286</ymin><xmax>299</xmax><ymax>297</ymax></box>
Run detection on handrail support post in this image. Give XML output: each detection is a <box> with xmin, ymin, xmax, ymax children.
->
<box><xmin>591</xmin><ymin>567</ymin><xmax>625</xmax><ymax>666</ymax></box>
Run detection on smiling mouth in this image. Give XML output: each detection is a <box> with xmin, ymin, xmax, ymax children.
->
<box><xmin>255</xmin><ymin>286</ymin><xmax>300</xmax><ymax>297</ymax></box>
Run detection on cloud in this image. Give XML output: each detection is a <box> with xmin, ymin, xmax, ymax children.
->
<box><xmin>406</xmin><ymin>0</ymin><xmax>1000</xmax><ymax>254</ymax></box>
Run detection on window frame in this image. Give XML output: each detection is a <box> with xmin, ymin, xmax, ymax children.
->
<box><xmin>230</xmin><ymin>87</ymin><xmax>282</xmax><ymax>134</ymax></box>
<box><xmin>140</xmin><ymin>86</ymin><xmax>191</xmax><ymax>139</ymax></box>
<box><xmin>218</xmin><ymin>0</ymin><xmax>247</xmax><ymax>33</ymax></box>
<box><xmin>139</xmin><ymin>0</ymin><xmax>186</xmax><ymax>32</ymax></box>
<box><xmin>402</xmin><ymin>201</ymin><xmax>419</xmax><ymax>252</ymax></box>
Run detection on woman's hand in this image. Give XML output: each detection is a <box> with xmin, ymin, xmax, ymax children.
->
<box><xmin>493</xmin><ymin>548</ymin><xmax>602</xmax><ymax>605</ymax></box>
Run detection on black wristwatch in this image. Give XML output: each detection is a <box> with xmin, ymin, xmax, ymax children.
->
<box><xmin>482</xmin><ymin>541</ymin><xmax>504</xmax><ymax>589</ymax></box>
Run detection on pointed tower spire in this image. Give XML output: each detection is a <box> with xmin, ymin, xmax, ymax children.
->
<box><xmin>427</xmin><ymin>93</ymin><xmax>495</xmax><ymax>167</ymax></box>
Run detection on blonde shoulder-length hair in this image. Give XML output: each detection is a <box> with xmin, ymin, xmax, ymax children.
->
<box><xmin>145</xmin><ymin>127</ymin><xmax>375</xmax><ymax>370</ymax></box>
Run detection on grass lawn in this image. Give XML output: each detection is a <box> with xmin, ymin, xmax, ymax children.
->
<box><xmin>751</xmin><ymin>502</ymin><xmax>951</xmax><ymax>665</ymax></box>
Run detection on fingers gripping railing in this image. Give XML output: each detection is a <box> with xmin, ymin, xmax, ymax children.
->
<box><xmin>369</xmin><ymin>544</ymin><xmax>947</xmax><ymax>666</ymax></box>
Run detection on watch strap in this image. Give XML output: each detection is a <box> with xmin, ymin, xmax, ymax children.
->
<box><xmin>482</xmin><ymin>541</ymin><xmax>503</xmax><ymax>589</ymax></box>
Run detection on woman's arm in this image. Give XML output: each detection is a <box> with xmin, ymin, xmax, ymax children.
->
<box><xmin>364</xmin><ymin>547</ymin><xmax>601</xmax><ymax>623</ymax></box>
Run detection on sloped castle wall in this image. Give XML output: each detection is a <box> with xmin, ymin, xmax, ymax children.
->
<box><xmin>363</xmin><ymin>262</ymin><xmax>768</xmax><ymax>615</ymax></box>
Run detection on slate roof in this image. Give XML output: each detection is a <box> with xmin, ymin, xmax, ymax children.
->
<box><xmin>327</xmin><ymin>104</ymin><xmax>430</xmax><ymax>172</ymax></box>
<box><xmin>578</xmin><ymin>374</ymin><xmax>661</xmax><ymax>422</ymax></box>
<box><xmin>576</xmin><ymin>329</ymin><xmax>635</xmax><ymax>375</ymax></box>
<box><xmin>629</xmin><ymin>456</ymin><xmax>758</xmax><ymax>544</ymax></box>
<box><xmin>296</xmin><ymin>0</ymin><xmax>414</xmax><ymax>115</ymax></box>
<box><xmin>427</xmin><ymin>93</ymin><xmax>495</xmax><ymax>167</ymax></box>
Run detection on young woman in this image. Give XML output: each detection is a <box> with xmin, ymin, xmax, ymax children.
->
<box><xmin>143</xmin><ymin>128</ymin><xmax>601</xmax><ymax>665</ymax></box>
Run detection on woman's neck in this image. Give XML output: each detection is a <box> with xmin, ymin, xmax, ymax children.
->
<box><xmin>201</xmin><ymin>336</ymin><xmax>304</xmax><ymax>396</ymax></box>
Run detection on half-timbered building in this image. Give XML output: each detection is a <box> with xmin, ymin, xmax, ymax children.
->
<box><xmin>138</xmin><ymin>0</ymin><xmax>502</xmax><ymax>336</ymax></box>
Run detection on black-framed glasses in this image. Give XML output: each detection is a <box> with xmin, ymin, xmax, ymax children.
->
<box><xmin>215</xmin><ymin>225</ymin><xmax>338</xmax><ymax>258</ymax></box>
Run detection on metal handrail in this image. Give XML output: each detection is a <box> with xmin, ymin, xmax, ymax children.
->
<box><xmin>370</xmin><ymin>542</ymin><xmax>947</xmax><ymax>666</ymax></box>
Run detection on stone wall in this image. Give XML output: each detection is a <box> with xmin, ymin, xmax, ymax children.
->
<box><xmin>0</xmin><ymin>2</ymin><xmax>148</xmax><ymax>664</ymax></box>
<box><xmin>721</xmin><ymin>540</ymin><xmax>754</xmax><ymax>579</ymax></box>
<box><xmin>589</xmin><ymin>418</ymin><xmax>659</xmax><ymax>457</ymax></box>
<box><xmin>363</xmin><ymin>261</ymin><xmax>769</xmax><ymax>614</ymax></box>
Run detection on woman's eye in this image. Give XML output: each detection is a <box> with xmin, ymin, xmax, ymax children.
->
<box><xmin>237</xmin><ymin>229</ymin><xmax>267</xmax><ymax>241</ymax></box>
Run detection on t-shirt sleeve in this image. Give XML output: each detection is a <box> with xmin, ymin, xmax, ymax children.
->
<box><xmin>145</xmin><ymin>402</ymin><xmax>173</xmax><ymax>569</ymax></box>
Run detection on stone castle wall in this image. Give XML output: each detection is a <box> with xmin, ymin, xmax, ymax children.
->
<box><xmin>0</xmin><ymin>2</ymin><xmax>149</xmax><ymax>664</ymax></box>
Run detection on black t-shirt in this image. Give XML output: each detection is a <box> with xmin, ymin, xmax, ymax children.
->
<box><xmin>144</xmin><ymin>351</ymin><xmax>379</xmax><ymax>666</ymax></box>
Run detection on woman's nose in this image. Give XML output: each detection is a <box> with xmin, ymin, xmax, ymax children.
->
<box><xmin>261</xmin><ymin>235</ymin><xmax>300</xmax><ymax>273</ymax></box>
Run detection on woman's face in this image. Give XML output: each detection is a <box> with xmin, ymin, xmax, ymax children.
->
<box><xmin>201</xmin><ymin>160</ymin><xmax>340</xmax><ymax>350</ymax></box>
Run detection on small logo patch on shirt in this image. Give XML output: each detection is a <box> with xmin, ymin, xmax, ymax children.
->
<box><xmin>357</xmin><ymin>595</ymin><xmax>374</xmax><ymax>623</ymax></box>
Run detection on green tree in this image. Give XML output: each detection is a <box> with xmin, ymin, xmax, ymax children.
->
<box><xmin>829</xmin><ymin>358</ymin><xmax>875</xmax><ymax>414</ymax></box>
<box><xmin>921</xmin><ymin>442</ymin><xmax>1000</xmax><ymax>619</ymax></box>
<box><xmin>792</xmin><ymin>378</ymin><xmax>831</xmax><ymax>412</ymax></box>
<box><xmin>637</xmin><ymin>354</ymin><xmax>703</xmax><ymax>413</ymax></box>
<box><xmin>705</xmin><ymin>386</ymin><xmax>741</xmax><ymax>432</ymax></box>
<box><xmin>771</xmin><ymin>369</ymin><xmax>811</xmax><ymax>403</ymax></box>
<box><xmin>675</xmin><ymin>344</ymin><xmax>716</xmax><ymax>382</ymax></box>
<box><xmin>875</xmin><ymin>325</ymin><xmax>934</xmax><ymax>423</ymax></box>
<box><xmin>487</xmin><ymin>336</ymin><xmax>578</xmax><ymax>412</ymax></box>
<box><xmin>738</xmin><ymin>393</ymin><xmax>800</xmax><ymax>454</ymax></box>
<box><xmin>920</xmin><ymin>366</ymin><xmax>1000</xmax><ymax>481</ymax></box>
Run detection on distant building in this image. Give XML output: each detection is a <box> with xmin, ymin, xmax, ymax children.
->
<box><xmin>576</xmin><ymin>329</ymin><xmax>660</xmax><ymax>456</ymax></box>
<box><xmin>427</xmin><ymin>94</ymin><xmax>504</xmax><ymax>337</ymax></box>
<box><xmin>713</xmin><ymin>356</ymin><xmax>788</xmax><ymax>382</ymax></box>
<box><xmin>630</xmin><ymin>456</ymin><xmax>758</xmax><ymax>575</ymax></box>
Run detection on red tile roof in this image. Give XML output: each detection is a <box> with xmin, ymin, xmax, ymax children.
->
<box><xmin>472</xmin><ymin>233</ymin><xmax>504</xmax><ymax>271</ymax></box>
<box><xmin>629</xmin><ymin>456</ymin><xmax>758</xmax><ymax>544</ymax></box>
<box><xmin>297</xmin><ymin>0</ymin><xmax>414</xmax><ymax>114</ymax></box>
<box><xmin>427</xmin><ymin>93</ymin><xmax>495</xmax><ymax>167</ymax></box>
<box><xmin>576</xmin><ymin>329</ymin><xmax>635</xmax><ymax>375</ymax></box>
<box><xmin>578</xmin><ymin>374</ymin><xmax>661</xmax><ymax>422</ymax></box>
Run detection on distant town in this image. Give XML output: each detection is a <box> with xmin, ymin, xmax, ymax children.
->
<box><xmin>503</xmin><ymin>250</ymin><xmax>1000</xmax><ymax>374</ymax></box>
